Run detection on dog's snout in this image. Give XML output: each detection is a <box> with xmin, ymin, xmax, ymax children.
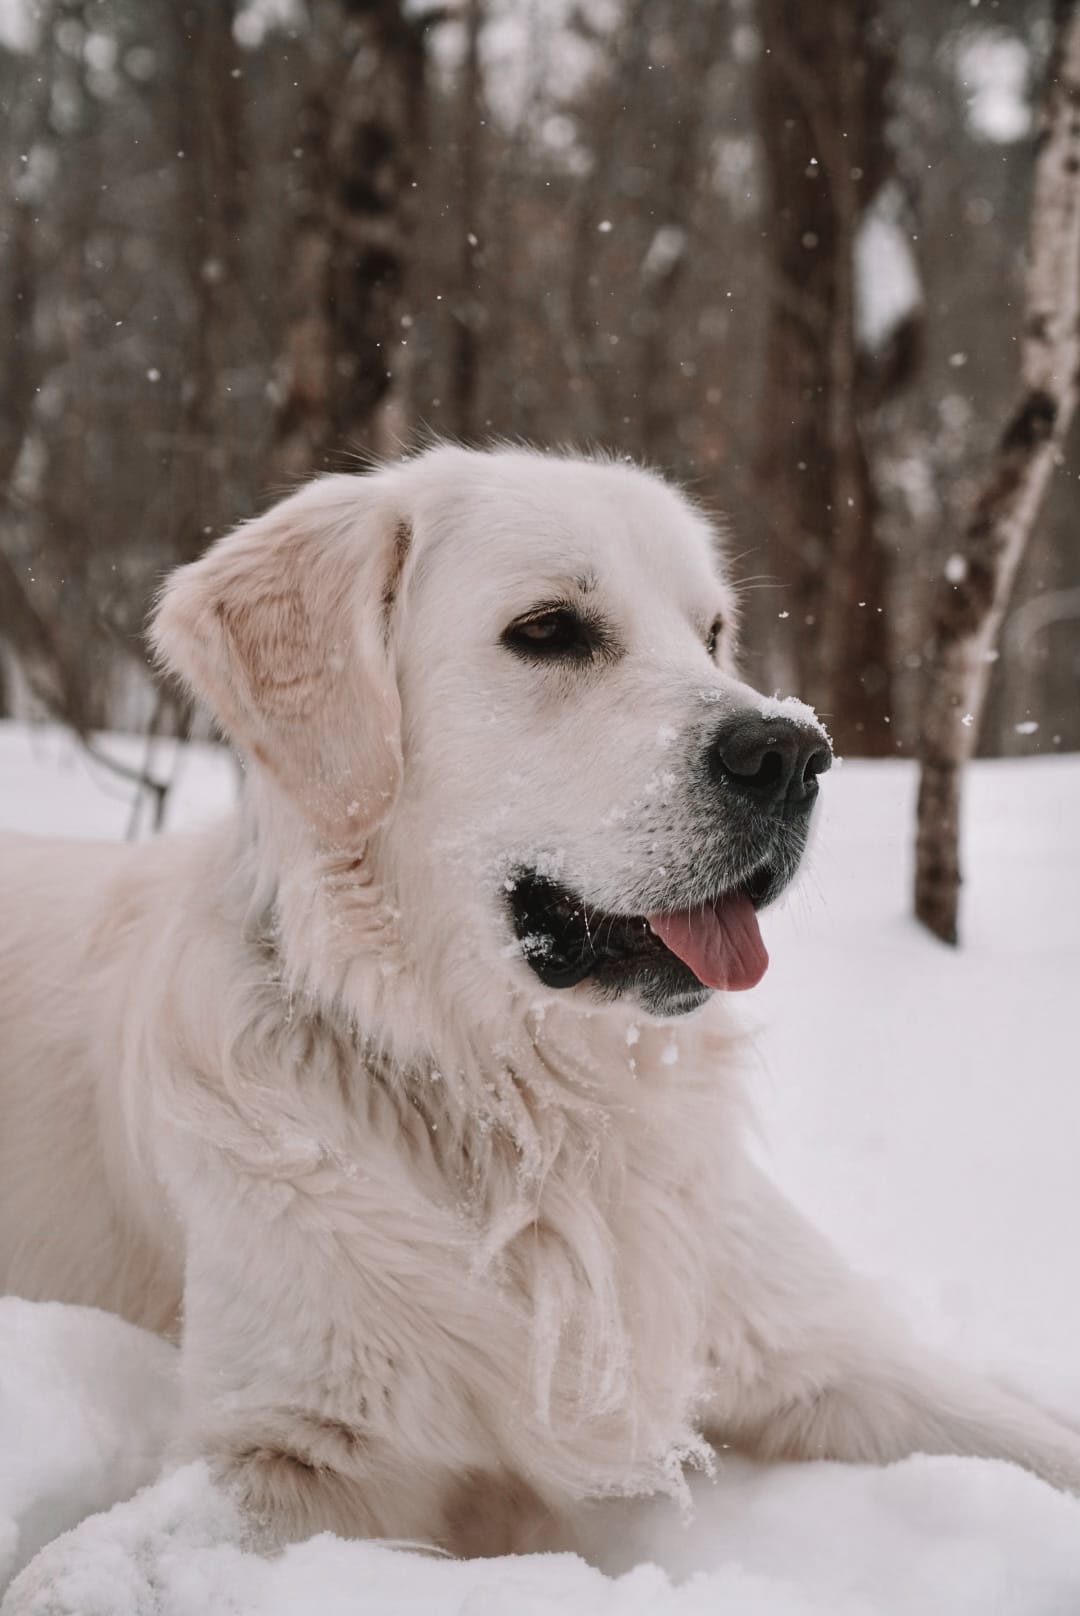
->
<box><xmin>709</xmin><ymin>713</ymin><xmax>831</xmax><ymax>815</ymax></box>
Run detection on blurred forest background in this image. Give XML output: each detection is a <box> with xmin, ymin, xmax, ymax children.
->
<box><xmin>0</xmin><ymin>0</ymin><xmax>1076</xmax><ymax>763</ymax></box>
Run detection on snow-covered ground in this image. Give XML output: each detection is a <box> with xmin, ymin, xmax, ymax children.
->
<box><xmin>2</xmin><ymin>722</ymin><xmax>1079</xmax><ymax>1614</ymax></box>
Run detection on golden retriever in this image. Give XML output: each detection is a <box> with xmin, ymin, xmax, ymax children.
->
<box><xmin>2</xmin><ymin>445</ymin><xmax>1079</xmax><ymax>1559</ymax></box>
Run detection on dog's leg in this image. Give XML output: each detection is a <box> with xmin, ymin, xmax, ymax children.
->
<box><xmin>705</xmin><ymin>1159</ymin><xmax>1080</xmax><ymax>1492</ymax></box>
<box><xmin>166</xmin><ymin>1139</ymin><xmax>557</xmax><ymax>1556</ymax></box>
<box><xmin>200</xmin><ymin>1409</ymin><xmax>447</xmax><ymax>1548</ymax></box>
<box><xmin>174</xmin><ymin>1225</ymin><xmax>456</xmax><ymax>1550</ymax></box>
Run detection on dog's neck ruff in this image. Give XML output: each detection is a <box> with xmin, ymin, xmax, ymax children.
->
<box><xmin>229</xmin><ymin>777</ymin><xmax>749</xmax><ymax>1133</ymax></box>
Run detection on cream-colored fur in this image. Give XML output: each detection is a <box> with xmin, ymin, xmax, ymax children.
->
<box><xmin>2</xmin><ymin>445</ymin><xmax>1079</xmax><ymax>1558</ymax></box>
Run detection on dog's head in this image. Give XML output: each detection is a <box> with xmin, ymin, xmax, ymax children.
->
<box><xmin>154</xmin><ymin>446</ymin><xmax>830</xmax><ymax>1020</ymax></box>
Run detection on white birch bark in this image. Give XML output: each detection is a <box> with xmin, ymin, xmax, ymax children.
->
<box><xmin>914</xmin><ymin>0</ymin><xmax>1080</xmax><ymax>943</ymax></box>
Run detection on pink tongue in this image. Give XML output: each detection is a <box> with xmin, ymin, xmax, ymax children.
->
<box><xmin>647</xmin><ymin>892</ymin><xmax>768</xmax><ymax>991</ymax></box>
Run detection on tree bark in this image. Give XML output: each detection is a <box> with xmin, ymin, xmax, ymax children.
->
<box><xmin>449</xmin><ymin>0</ymin><xmax>484</xmax><ymax>440</ymax></box>
<box><xmin>0</xmin><ymin>145</ymin><xmax>36</xmax><ymax>497</ymax></box>
<box><xmin>914</xmin><ymin>1</ymin><xmax>1080</xmax><ymax>945</ymax></box>
<box><xmin>0</xmin><ymin>0</ymin><xmax>88</xmax><ymax>728</ymax></box>
<box><xmin>634</xmin><ymin>0</ymin><xmax>727</xmax><ymax>468</ymax></box>
<box><xmin>171</xmin><ymin>0</ymin><xmax>247</xmax><ymax>561</ymax></box>
<box><xmin>268</xmin><ymin>0</ymin><xmax>424</xmax><ymax>484</ymax></box>
<box><xmin>565</xmin><ymin>0</ymin><xmax>652</xmax><ymax>435</ymax></box>
<box><xmin>755</xmin><ymin>0</ymin><xmax>898</xmax><ymax>755</ymax></box>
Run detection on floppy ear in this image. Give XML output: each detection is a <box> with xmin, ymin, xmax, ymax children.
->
<box><xmin>152</xmin><ymin>476</ymin><xmax>410</xmax><ymax>845</ymax></box>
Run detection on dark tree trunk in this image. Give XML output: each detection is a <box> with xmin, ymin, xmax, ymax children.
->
<box><xmin>449</xmin><ymin>0</ymin><xmax>484</xmax><ymax>441</ymax></box>
<box><xmin>171</xmin><ymin>0</ymin><xmax>247</xmax><ymax>561</ymax></box>
<box><xmin>269</xmin><ymin>0</ymin><xmax>425</xmax><ymax>483</ymax></box>
<box><xmin>0</xmin><ymin>151</ymin><xmax>36</xmax><ymax>497</ymax></box>
<box><xmin>755</xmin><ymin>0</ymin><xmax>899</xmax><ymax>756</ymax></box>
<box><xmin>565</xmin><ymin>0</ymin><xmax>652</xmax><ymax>435</ymax></box>
<box><xmin>634</xmin><ymin>0</ymin><xmax>727</xmax><ymax>468</ymax></box>
<box><xmin>0</xmin><ymin>0</ymin><xmax>88</xmax><ymax>727</ymax></box>
<box><xmin>914</xmin><ymin>0</ymin><xmax>1080</xmax><ymax>944</ymax></box>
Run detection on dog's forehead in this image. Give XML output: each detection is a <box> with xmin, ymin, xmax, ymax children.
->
<box><xmin>409</xmin><ymin>452</ymin><xmax>725</xmax><ymax>611</ymax></box>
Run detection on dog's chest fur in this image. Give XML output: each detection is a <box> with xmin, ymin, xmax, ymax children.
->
<box><xmin>166</xmin><ymin>992</ymin><xmax>740</xmax><ymax>1504</ymax></box>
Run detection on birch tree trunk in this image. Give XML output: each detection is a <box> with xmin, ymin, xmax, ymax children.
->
<box><xmin>914</xmin><ymin>0</ymin><xmax>1080</xmax><ymax>945</ymax></box>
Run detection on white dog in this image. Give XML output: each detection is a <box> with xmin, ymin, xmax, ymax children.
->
<box><xmin>2</xmin><ymin>445</ymin><xmax>1079</xmax><ymax>1558</ymax></box>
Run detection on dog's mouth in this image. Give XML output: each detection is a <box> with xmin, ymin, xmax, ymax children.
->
<box><xmin>508</xmin><ymin>860</ymin><xmax>783</xmax><ymax>1009</ymax></box>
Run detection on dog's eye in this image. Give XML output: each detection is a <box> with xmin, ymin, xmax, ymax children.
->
<box><xmin>706</xmin><ymin>615</ymin><xmax>724</xmax><ymax>658</ymax></box>
<box><xmin>503</xmin><ymin>606</ymin><xmax>595</xmax><ymax>663</ymax></box>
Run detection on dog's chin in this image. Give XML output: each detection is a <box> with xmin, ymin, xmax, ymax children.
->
<box><xmin>506</xmin><ymin>856</ymin><xmax>793</xmax><ymax>1019</ymax></box>
<box><xmin>595</xmin><ymin>957</ymin><xmax>714</xmax><ymax>1019</ymax></box>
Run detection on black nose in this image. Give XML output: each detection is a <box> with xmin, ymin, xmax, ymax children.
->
<box><xmin>709</xmin><ymin>713</ymin><xmax>831</xmax><ymax>815</ymax></box>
